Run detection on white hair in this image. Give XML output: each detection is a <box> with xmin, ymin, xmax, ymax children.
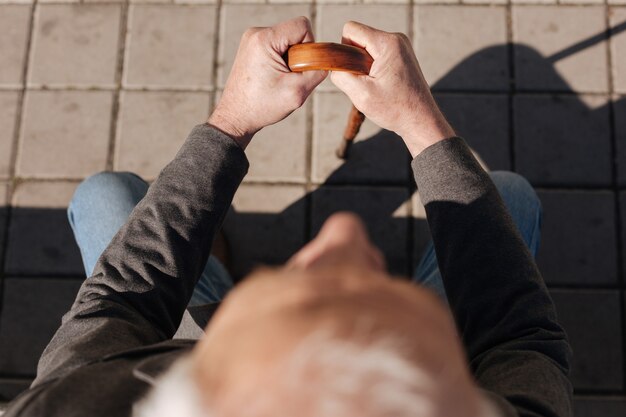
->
<box><xmin>133</xmin><ymin>331</ymin><xmax>441</xmax><ymax>417</ymax></box>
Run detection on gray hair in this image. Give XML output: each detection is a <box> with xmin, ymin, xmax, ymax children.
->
<box><xmin>133</xmin><ymin>332</ymin><xmax>444</xmax><ymax>417</ymax></box>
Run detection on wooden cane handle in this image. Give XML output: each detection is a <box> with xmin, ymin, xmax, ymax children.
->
<box><xmin>286</xmin><ymin>42</ymin><xmax>372</xmax><ymax>159</ymax></box>
<box><xmin>286</xmin><ymin>42</ymin><xmax>373</xmax><ymax>75</ymax></box>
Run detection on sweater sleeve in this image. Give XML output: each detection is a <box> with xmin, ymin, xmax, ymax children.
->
<box><xmin>33</xmin><ymin>124</ymin><xmax>249</xmax><ymax>386</ymax></box>
<box><xmin>411</xmin><ymin>137</ymin><xmax>572</xmax><ymax>417</ymax></box>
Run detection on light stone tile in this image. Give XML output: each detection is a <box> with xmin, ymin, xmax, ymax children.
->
<box><xmin>12</xmin><ymin>181</ymin><xmax>78</xmax><ymax>208</ymax></box>
<box><xmin>244</xmin><ymin>99</ymin><xmax>308</xmax><ymax>182</ymax></box>
<box><xmin>217</xmin><ymin>4</ymin><xmax>311</xmax><ymax>87</ymax></box>
<box><xmin>223</xmin><ymin>184</ymin><xmax>307</xmax><ymax>278</ymax></box>
<box><xmin>414</xmin><ymin>5</ymin><xmax>509</xmax><ymax>91</ymax></box>
<box><xmin>124</xmin><ymin>5</ymin><xmax>217</xmax><ymax>88</ymax></box>
<box><xmin>611</xmin><ymin>7</ymin><xmax>626</xmax><ymax>93</ymax></box>
<box><xmin>17</xmin><ymin>90</ymin><xmax>112</xmax><ymax>178</ymax></box>
<box><xmin>0</xmin><ymin>92</ymin><xmax>19</xmax><ymax>179</ymax></box>
<box><xmin>0</xmin><ymin>5</ymin><xmax>31</xmax><ymax>87</ymax></box>
<box><xmin>28</xmin><ymin>4</ymin><xmax>121</xmax><ymax>87</ymax></box>
<box><xmin>222</xmin><ymin>0</ymin><xmax>265</xmax><ymax>3</ymax></box>
<box><xmin>511</xmin><ymin>0</ymin><xmax>556</xmax><ymax>3</ymax></box>
<box><xmin>609</xmin><ymin>0</ymin><xmax>626</xmax><ymax>4</ymax></box>
<box><xmin>413</xmin><ymin>0</ymin><xmax>459</xmax><ymax>3</ymax></box>
<box><xmin>312</xmin><ymin>92</ymin><xmax>409</xmax><ymax>184</ymax></box>
<box><xmin>462</xmin><ymin>0</ymin><xmax>506</xmax><ymax>3</ymax></box>
<box><xmin>316</xmin><ymin>4</ymin><xmax>409</xmax><ymax>90</ymax></box>
<box><xmin>115</xmin><ymin>91</ymin><xmax>210</xmax><ymax>180</ymax></box>
<box><xmin>559</xmin><ymin>0</ymin><xmax>603</xmax><ymax>3</ymax></box>
<box><xmin>512</xmin><ymin>5</ymin><xmax>608</xmax><ymax>93</ymax></box>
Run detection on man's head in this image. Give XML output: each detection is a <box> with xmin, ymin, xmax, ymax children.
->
<box><xmin>135</xmin><ymin>213</ymin><xmax>483</xmax><ymax>417</ymax></box>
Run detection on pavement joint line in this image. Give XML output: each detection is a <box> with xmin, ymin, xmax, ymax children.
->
<box><xmin>604</xmin><ymin>0</ymin><xmax>626</xmax><ymax>394</ymax></box>
<box><xmin>105</xmin><ymin>1</ymin><xmax>130</xmax><ymax>171</ymax></box>
<box><xmin>506</xmin><ymin>0</ymin><xmax>516</xmax><ymax>171</ymax></box>
<box><xmin>301</xmin><ymin>1</ymin><xmax>315</xmax><ymax>242</ymax></box>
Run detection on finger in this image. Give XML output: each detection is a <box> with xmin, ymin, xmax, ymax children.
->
<box><xmin>330</xmin><ymin>70</ymin><xmax>366</xmax><ymax>99</ymax></box>
<box><xmin>341</xmin><ymin>21</ymin><xmax>384</xmax><ymax>57</ymax></box>
<box><xmin>271</xmin><ymin>16</ymin><xmax>314</xmax><ymax>53</ymax></box>
<box><xmin>284</xmin><ymin>70</ymin><xmax>328</xmax><ymax>104</ymax></box>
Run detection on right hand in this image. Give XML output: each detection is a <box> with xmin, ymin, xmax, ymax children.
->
<box><xmin>330</xmin><ymin>22</ymin><xmax>455</xmax><ymax>157</ymax></box>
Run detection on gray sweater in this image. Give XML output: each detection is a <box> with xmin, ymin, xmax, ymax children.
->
<box><xmin>3</xmin><ymin>124</ymin><xmax>572</xmax><ymax>417</ymax></box>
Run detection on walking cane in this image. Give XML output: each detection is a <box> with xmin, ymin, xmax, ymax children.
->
<box><xmin>286</xmin><ymin>43</ymin><xmax>373</xmax><ymax>159</ymax></box>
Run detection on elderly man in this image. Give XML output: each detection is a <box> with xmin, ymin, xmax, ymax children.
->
<box><xmin>4</xmin><ymin>17</ymin><xmax>571</xmax><ymax>417</ymax></box>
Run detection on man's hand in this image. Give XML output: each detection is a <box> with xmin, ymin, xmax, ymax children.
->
<box><xmin>208</xmin><ymin>17</ymin><xmax>327</xmax><ymax>150</ymax></box>
<box><xmin>330</xmin><ymin>22</ymin><xmax>455</xmax><ymax>157</ymax></box>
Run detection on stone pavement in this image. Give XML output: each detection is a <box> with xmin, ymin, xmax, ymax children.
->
<box><xmin>0</xmin><ymin>0</ymin><xmax>625</xmax><ymax>414</ymax></box>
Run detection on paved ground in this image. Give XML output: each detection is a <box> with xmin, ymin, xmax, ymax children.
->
<box><xmin>0</xmin><ymin>0</ymin><xmax>625</xmax><ymax>414</ymax></box>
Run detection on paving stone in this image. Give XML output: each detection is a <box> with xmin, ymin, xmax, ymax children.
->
<box><xmin>5</xmin><ymin>182</ymin><xmax>83</xmax><ymax>276</ymax></box>
<box><xmin>414</xmin><ymin>5</ymin><xmax>508</xmax><ymax>91</ymax></box>
<box><xmin>115</xmin><ymin>91</ymin><xmax>210</xmax><ymax>180</ymax></box>
<box><xmin>217</xmin><ymin>4</ymin><xmax>311</xmax><ymax>87</ymax></box>
<box><xmin>610</xmin><ymin>0</ymin><xmax>626</xmax><ymax>4</ymax></box>
<box><xmin>0</xmin><ymin>92</ymin><xmax>19</xmax><ymax>179</ymax></box>
<box><xmin>614</xmin><ymin>96</ymin><xmax>626</xmax><ymax>187</ymax></box>
<box><xmin>609</xmin><ymin>3</ymin><xmax>626</xmax><ymax>66</ymax></box>
<box><xmin>28</xmin><ymin>4</ymin><xmax>121</xmax><ymax>87</ymax></box>
<box><xmin>0</xmin><ymin>5</ymin><xmax>31</xmax><ymax>87</ymax></box>
<box><xmin>311</xmin><ymin>186</ymin><xmax>410</xmax><ymax>275</ymax></box>
<box><xmin>0</xmin><ymin>277</ymin><xmax>82</xmax><ymax>376</ymax></box>
<box><xmin>514</xmin><ymin>95</ymin><xmax>611</xmax><ymax>187</ymax></box>
<box><xmin>124</xmin><ymin>5</ymin><xmax>217</xmax><ymax>88</ymax></box>
<box><xmin>619</xmin><ymin>191</ymin><xmax>626</xmax><ymax>276</ymax></box>
<box><xmin>244</xmin><ymin>99</ymin><xmax>308</xmax><ymax>183</ymax></box>
<box><xmin>550</xmin><ymin>290</ymin><xmax>623</xmax><ymax>391</ymax></box>
<box><xmin>0</xmin><ymin>183</ymin><xmax>8</xmax><ymax>271</ymax></box>
<box><xmin>513</xmin><ymin>6</ymin><xmax>608</xmax><ymax>93</ymax></box>
<box><xmin>537</xmin><ymin>190</ymin><xmax>617</xmax><ymax>286</ymax></box>
<box><xmin>312</xmin><ymin>92</ymin><xmax>409</xmax><ymax>184</ymax></box>
<box><xmin>0</xmin><ymin>378</ymin><xmax>32</xmax><ymax>403</ymax></box>
<box><xmin>434</xmin><ymin>93</ymin><xmax>510</xmax><ymax>170</ymax></box>
<box><xmin>574</xmin><ymin>396</ymin><xmax>626</xmax><ymax>417</ymax></box>
<box><xmin>511</xmin><ymin>0</ymin><xmax>556</xmax><ymax>3</ymax></box>
<box><xmin>316</xmin><ymin>4</ymin><xmax>410</xmax><ymax>91</ymax></box>
<box><xmin>17</xmin><ymin>90</ymin><xmax>112</xmax><ymax>178</ymax></box>
<box><xmin>223</xmin><ymin>185</ymin><xmax>306</xmax><ymax>279</ymax></box>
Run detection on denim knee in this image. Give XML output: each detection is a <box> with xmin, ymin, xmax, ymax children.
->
<box><xmin>490</xmin><ymin>171</ymin><xmax>542</xmax><ymax>219</ymax></box>
<box><xmin>70</xmin><ymin>172</ymin><xmax>148</xmax><ymax>217</ymax></box>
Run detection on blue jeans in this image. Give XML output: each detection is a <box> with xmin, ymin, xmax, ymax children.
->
<box><xmin>68</xmin><ymin>171</ymin><xmax>541</xmax><ymax>305</ymax></box>
<box><xmin>413</xmin><ymin>171</ymin><xmax>542</xmax><ymax>301</ymax></box>
<box><xmin>68</xmin><ymin>172</ymin><xmax>233</xmax><ymax>306</ymax></box>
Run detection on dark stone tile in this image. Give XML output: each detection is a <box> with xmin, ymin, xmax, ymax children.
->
<box><xmin>551</xmin><ymin>289</ymin><xmax>623</xmax><ymax>391</ymax></box>
<box><xmin>223</xmin><ymin>186</ymin><xmax>307</xmax><ymax>280</ymax></box>
<box><xmin>574</xmin><ymin>396</ymin><xmax>626</xmax><ymax>417</ymax></box>
<box><xmin>434</xmin><ymin>94</ymin><xmax>510</xmax><ymax>171</ymax></box>
<box><xmin>0</xmin><ymin>277</ymin><xmax>82</xmax><ymax>376</ymax></box>
<box><xmin>0</xmin><ymin>378</ymin><xmax>32</xmax><ymax>402</ymax></box>
<box><xmin>311</xmin><ymin>186</ymin><xmax>410</xmax><ymax>275</ymax></box>
<box><xmin>619</xmin><ymin>191</ymin><xmax>626</xmax><ymax>277</ymax></box>
<box><xmin>614</xmin><ymin>97</ymin><xmax>626</xmax><ymax>187</ymax></box>
<box><xmin>514</xmin><ymin>95</ymin><xmax>612</xmax><ymax>187</ymax></box>
<box><xmin>5</xmin><ymin>208</ymin><xmax>83</xmax><ymax>276</ymax></box>
<box><xmin>537</xmin><ymin>190</ymin><xmax>617</xmax><ymax>286</ymax></box>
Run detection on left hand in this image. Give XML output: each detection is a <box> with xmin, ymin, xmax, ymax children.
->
<box><xmin>208</xmin><ymin>17</ymin><xmax>327</xmax><ymax>149</ymax></box>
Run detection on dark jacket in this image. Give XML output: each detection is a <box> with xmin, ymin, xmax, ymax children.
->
<box><xmin>4</xmin><ymin>124</ymin><xmax>572</xmax><ymax>417</ymax></box>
